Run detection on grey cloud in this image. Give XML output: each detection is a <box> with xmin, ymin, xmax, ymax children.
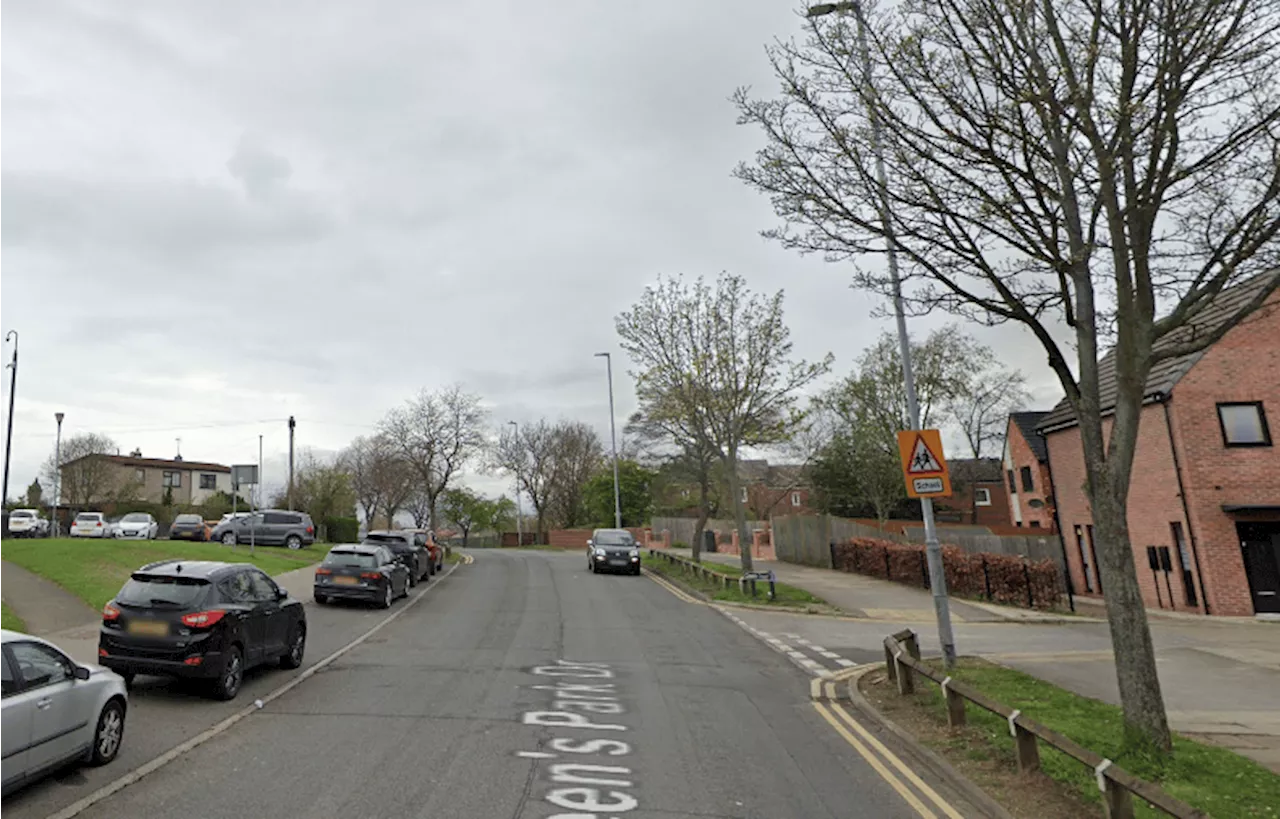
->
<box><xmin>227</xmin><ymin>134</ymin><xmax>293</xmax><ymax>198</ymax></box>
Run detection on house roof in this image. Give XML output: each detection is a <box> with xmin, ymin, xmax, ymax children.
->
<box><xmin>1009</xmin><ymin>411</ymin><xmax>1050</xmax><ymax>463</ymax></box>
<box><xmin>738</xmin><ymin>459</ymin><xmax>808</xmax><ymax>487</ymax></box>
<box><xmin>1039</xmin><ymin>273</ymin><xmax>1279</xmax><ymax>433</ymax></box>
<box><xmin>947</xmin><ymin>457</ymin><xmax>1004</xmax><ymax>484</ymax></box>
<box><xmin>62</xmin><ymin>454</ymin><xmax>231</xmax><ymax>473</ymax></box>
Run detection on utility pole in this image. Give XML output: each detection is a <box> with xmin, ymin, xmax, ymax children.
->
<box><xmin>807</xmin><ymin>1</ymin><xmax>957</xmax><ymax>666</ymax></box>
<box><xmin>287</xmin><ymin>416</ymin><xmax>296</xmax><ymax>511</ymax></box>
<box><xmin>595</xmin><ymin>352</ymin><xmax>623</xmax><ymax>529</ymax></box>
<box><xmin>508</xmin><ymin>420</ymin><xmax>523</xmax><ymax>546</ymax></box>
<box><xmin>53</xmin><ymin>412</ymin><xmax>64</xmax><ymax>537</ymax></box>
<box><xmin>2</xmin><ymin>332</ymin><xmax>17</xmax><ymax>510</ymax></box>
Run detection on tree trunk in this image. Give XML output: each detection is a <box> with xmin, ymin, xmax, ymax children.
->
<box><xmin>722</xmin><ymin>450</ymin><xmax>754</xmax><ymax>572</ymax></box>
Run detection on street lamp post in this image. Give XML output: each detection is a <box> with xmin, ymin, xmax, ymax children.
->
<box><xmin>508</xmin><ymin>421</ymin><xmax>523</xmax><ymax>546</ymax></box>
<box><xmin>807</xmin><ymin>1</ymin><xmax>957</xmax><ymax>667</ymax></box>
<box><xmin>595</xmin><ymin>352</ymin><xmax>623</xmax><ymax>530</ymax></box>
<box><xmin>2</xmin><ymin>331</ymin><xmax>17</xmax><ymax>509</ymax></box>
<box><xmin>53</xmin><ymin>412</ymin><xmax>64</xmax><ymax>537</ymax></box>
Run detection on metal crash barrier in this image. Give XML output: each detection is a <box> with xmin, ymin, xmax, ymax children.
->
<box><xmin>740</xmin><ymin>570</ymin><xmax>776</xmax><ymax>600</ymax></box>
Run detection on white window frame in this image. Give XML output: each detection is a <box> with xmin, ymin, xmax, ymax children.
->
<box><xmin>740</xmin><ymin>486</ymin><xmax>748</xmax><ymax>502</ymax></box>
<box><xmin>791</xmin><ymin>491</ymin><xmax>801</xmax><ymax>507</ymax></box>
<box><xmin>135</xmin><ymin>468</ymin><xmax>145</xmax><ymax>482</ymax></box>
<box><xmin>974</xmin><ymin>487</ymin><xmax>992</xmax><ymax>506</ymax></box>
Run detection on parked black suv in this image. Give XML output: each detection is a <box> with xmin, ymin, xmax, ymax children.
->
<box><xmin>363</xmin><ymin>530</ymin><xmax>430</xmax><ymax>585</ymax></box>
<box><xmin>210</xmin><ymin>510</ymin><xmax>315</xmax><ymax>550</ymax></box>
<box><xmin>99</xmin><ymin>560</ymin><xmax>307</xmax><ymax>700</ymax></box>
<box><xmin>313</xmin><ymin>544</ymin><xmax>410</xmax><ymax>608</ymax></box>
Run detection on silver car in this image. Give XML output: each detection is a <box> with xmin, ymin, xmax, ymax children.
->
<box><xmin>1</xmin><ymin>630</ymin><xmax>128</xmax><ymax>796</ymax></box>
<box><xmin>113</xmin><ymin>512</ymin><xmax>159</xmax><ymax>540</ymax></box>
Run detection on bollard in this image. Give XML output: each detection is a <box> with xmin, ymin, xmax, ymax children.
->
<box><xmin>1012</xmin><ymin>717</ymin><xmax>1041</xmax><ymax>773</ymax></box>
<box><xmin>943</xmin><ymin>683</ymin><xmax>966</xmax><ymax>726</ymax></box>
<box><xmin>1023</xmin><ymin>559</ymin><xmax>1034</xmax><ymax>608</ymax></box>
<box><xmin>884</xmin><ymin>644</ymin><xmax>899</xmax><ymax>684</ymax></box>
<box><xmin>1102</xmin><ymin>777</ymin><xmax>1135</xmax><ymax>819</ymax></box>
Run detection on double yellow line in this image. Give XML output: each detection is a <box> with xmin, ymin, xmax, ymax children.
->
<box><xmin>812</xmin><ymin>698</ymin><xmax>964</xmax><ymax>819</ymax></box>
<box><xmin>642</xmin><ymin>567</ymin><xmax>704</xmax><ymax>604</ymax></box>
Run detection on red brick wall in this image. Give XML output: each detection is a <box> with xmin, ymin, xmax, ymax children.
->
<box><xmin>1004</xmin><ymin>418</ymin><xmax>1057</xmax><ymax>531</ymax></box>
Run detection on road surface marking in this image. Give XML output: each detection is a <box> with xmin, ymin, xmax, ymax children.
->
<box><xmin>43</xmin><ymin>559</ymin><xmax>464</xmax><ymax>819</ymax></box>
<box><xmin>641</xmin><ymin>568</ymin><xmax>703</xmax><ymax>605</ymax></box>
<box><xmin>828</xmin><ymin>701</ymin><xmax>964</xmax><ymax>819</ymax></box>
<box><xmin>812</xmin><ymin>702</ymin><xmax>937</xmax><ymax>819</ymax></box>
<box><xmin>836</xmin><ymin>659</ymin><xmax>857</xmax><ymax>668</ymax></box>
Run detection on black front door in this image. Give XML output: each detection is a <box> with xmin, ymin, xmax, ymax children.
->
<box><xmin>1238</xmin><ymin>522</ymin><xmax>1280</xmax><ymax>614</ymax></box>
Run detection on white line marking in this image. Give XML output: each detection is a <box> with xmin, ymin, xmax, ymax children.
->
<box><xmin>518</xmin><ymin>751</ymin><xmax>557</xmax><ymax>759</ymax></box>
<box><xmin>808</xmin><ymin>645</ymin><xmax>828</xmax><ymax>652</ymax></box>
<box><xmin>836</xmin><ymin>659</ymin><xmax>857</xmax><ymax>668</ymax></box>
<box><xmin>44</xmin><ymin>560</ymin><xmax>464</xmax><ymax>819</ymax></box>
<box><xmin>819</xmin><ymin>651</ymin><xmax>841</xmax><ymax>659</ymax></box>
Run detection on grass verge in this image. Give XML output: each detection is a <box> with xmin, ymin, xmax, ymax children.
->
<box><xmin>860</xmin><ymin>657</ymin><xmax>1280</xmax><ymax>819</ymax></box>
<box><xmin>4</xmin><ymin>538</ymin><xmax>324</xmax><ymax>612</ymax></box>
<box><xmin>641</xmin><ymin>554</ymin><xmax>829</xmax><ymax>608</ymax></box>
<box><xmin>1</xmin><ymin>601</ymin><xmax>26</xmax><ymax>632</ymax></box>
<box><xmin>445</xmin><ymin>550</ymin><xmax>466</xmax><ymax>564</ymax></box>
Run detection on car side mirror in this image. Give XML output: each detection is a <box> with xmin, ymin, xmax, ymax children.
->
<box><xmin>73</xmin><ymin>666</ymin><xmax>91</xmax><ymax>681</ymax></box>
<box><xmin>586</xmin><ymin>540</ymin><xmax>593</xmax><ymax>548</ymax></box>
<box><xmin>277</xmin><ymin>589</ymin><xmax>288</xmax><ymax>600</ymax></box>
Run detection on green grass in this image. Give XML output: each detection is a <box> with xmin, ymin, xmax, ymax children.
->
<box><xmin>918</xmin><ymin>658</ymin><xmax>1280</xmax><ymax>819</ymax></box>
<box><xmin>445</xmin><ymin>550</ymin><xmax>466</xmax><ymax>564</ymax></box>
<box><xmin>641</xmin><ymin>554</ymin><xmax>827</xmax><ymax>608</ymax></box>
<box><xmin>1</xmin><ymin>601</ymin><xmax>26</xmax><ymax>632</ymax></box>
<box><xmin>3</xmin><ymin>538</ymin><xmax>324</xmax><ymax>612</ymax></box>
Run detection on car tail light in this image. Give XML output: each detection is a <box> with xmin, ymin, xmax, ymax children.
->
<box><xmin>181</xmin><ymin>610</ymin><xmax>227</xmax><ymax>628</ymax></box>
<box><xmin>183</xmin><ymin>656</ymin><xmax>204</xmax><ymax>666</ymax></box>
<box><xmin>360</xmin><ymin>572</ymin><xmax>382</xmax><ymax>580</ymax></box>
<box><xmin>99</xmin><ymin>648</ymin><xmax>108</xmax><ymax>658</ymax></box>
<box><xmin>306</xmin><ymin>526</ymin><xmax>314</xmax><ymax>535</ymax></box>
<box><xmin>316</xmin><ymin>567</ymin><xmax>331</xmax><ymax>575</ymax></box>
<box><xmin>96</xmin><ymin>521</ymin><xmax>103</xmax><ymax>527</ymax></box>
<box><xmin>103</xmin><ymin>603</ymin><xmax>120</xmax><ymax>621</ymax></box>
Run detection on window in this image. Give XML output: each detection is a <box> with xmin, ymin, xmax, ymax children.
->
<box><xmin>8</xmin><ymin>641</ymin><xmax>74</xmax><ymax>691</ymax></box>
<box><xmin>1</xmin><ymin>651</ymin><xmax>15</xmax><ymax>697</ymax></box>
<box><xmin>1217</xmin><ymin>402</ymin><xmax>1271</xmax><ymax>447</ymax></box>
<box><xmin>1020</xmin><ymin>466</ymin><xmax>1035</xmax><ymax>492</ymax></box>
<box><xmin>1075</xmin><ymin>525</ymin><xmax>1095</xmax><ymax>593</ymax></box>
<box><xmin>974</xmin><ymin>488</ymin><xmax>992</xmax><ymax>506</ymax></box>
<box><xmin>199</xmin><ymin>473</ymin><xmax>217</xmax><ymax>490</ymax></box>
<box><xmin>135</xmin><ymin>468</ymin><xmax>145</xmax><ymax>482</ymax></box>
<box><xmin>264</xmin><ymin>512</ymin><xmax>289</xmax><ymax>525</ymax></box>
<box><xmin>1007</xmin><ymin>470</ymin><xmax>1017</xmax><ymax>493</ymax></box>
<box><xmin>220</xmin><ymin>572</ymin><xmax>257</xmax><ymax>603</ymax></box>
<box><xmin>324</xmin><ymin>551</ymin><xmax>378</xmax><ymax>569</ymax></box>
<box><xmin>119</xmin><ymin>576</ymin><xmax>209</xmax><ymax>607</ymax></box>
<box><xmin>1086</xmin><ymin>524</ymin><xmax>1102</xmax><ymax>593</ymax></box>
<box><xmin>791</xmin><ymin>492</ymin><xmax>801</xmax><ymax>507</ymax></box>
<box><xmin>248</xmin><ymin>572</ymin><xmax>279</xmax><ymax>603</ymax></box>
<box><xmin>1171</xmin><ymin>522</ymin><xmax>1198</xmax><ymax>607</ymax></box>
<box><xmin>162</xmin><ymin>471</ymin><xmax>182</xmax><ymax>487</ymax></box>
<box><xmin>1030</xmin><ymin>521</ymin><xmax>1042</xmax><ymax>528</ymax></box>
<box><xmin>740</xmin><ymin>487</ymin><xmax>748</xmax><ymax>502</ymax></box>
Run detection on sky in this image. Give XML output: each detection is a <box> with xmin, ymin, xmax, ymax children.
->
<box><xmin>0</xmin><ymin>0</ymin><xmax>1067</xmax><ymax>503</ymax></box>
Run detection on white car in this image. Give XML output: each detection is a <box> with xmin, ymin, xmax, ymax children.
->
<box><xmin>70</xmin><ymin>512</ymin><xmax>110</xmax><ymax>538</ymax></box>
<box><xmin>112</xmin><ymin>513</ymin><xmax>158</xmax><ymax>540</ymax></box>
<box><xmin>1</xmin><ymin>630</ymin><xmax>128</xmax><ymax>796</ymax></box>
<box><xmin>7</xmin><ymin>510</ymin><xmax>49</xmax><ymax>538</ymax></box>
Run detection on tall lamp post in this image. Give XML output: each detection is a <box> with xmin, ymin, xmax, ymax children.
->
<box><xmin>2</xmin><ymin>331</ymin><xmax>17</xmax><ymax>509</ymax></box>
<box><xmin>53</xmin><ymin>412</ymin><xmax>65</xmax><ymax>537</ymax></box>
<box><xmin>806</xmin><ymin>1</ymin><xmax>957</xmax><ymax>666</ymax></box>
<box><xmin>595</xmin><ymin>352</ymin><xmax>623</xmax><ymax>530</ymax></box>
<box><xmin>508</xmin><ymin>421</ymin><xmax>523</xmax><ymax>546</ymax></box>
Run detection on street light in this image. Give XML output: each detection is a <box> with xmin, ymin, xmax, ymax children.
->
<box><xmin>594</xmin><ymin>353</ymin><xmax>623</xmax><ymax>529</ymax></box>
<box><xmin>508</xmin><ymin>421</ymin><xmax>523</xmax><ymax>546</ymax></box>
<box><xmin>53</xmin><ymin>412</ymin><xmax>64</xmax><ymax>537</ymax></box>
<box><xmin>2</xmin><ymin>331</ymin><xmax>17</xmax><ymax>509</ymax></box>
<box><xmin>806</xmin><ymin>1</ymin><xmax>957</xmax><ymax>667</ymax></box>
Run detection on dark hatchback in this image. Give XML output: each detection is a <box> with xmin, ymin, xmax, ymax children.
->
<box><xmin>363</xmin><ymin>531</ymin><xmax>430</xmax><ymax>585</ymax></box>
<box><xmin>313</xmin><ymin>544</ymin><xmax>410</xmax><ymax>608</ymax></box>
<box><xmin>167</xmin><ymin>513</ymin><xmax>210</xmax><ymax>541</ymax></box>
<box><xmin>587</xmin><ymin>529</ymin><xmax>641</xmax><ymax>575</ymax></box>
<box><xmin>98</xmin><ymin>560</ymin><xmax>307</xmax><ymax>700</ymax></box>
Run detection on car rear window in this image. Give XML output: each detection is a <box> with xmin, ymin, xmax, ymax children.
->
<box><xmin>365</xmin><ymin>534</ymin><xmax>409</xmax><ymax>545</ymax></box>
<box><xmin>324</xmin><ymin>551</ymin><xmax>378</xmax><ymax>569</ymax></box>
<box><xmin>174</xmin><ymin>514</ymin><xmax>202</xmax><ymax>524</ymax></box>
<box><xmin>76</xmin><ymin>513</ymin><xmax>101</xmax><ymax>522</ymax></box>
<box><xmin>11</xmin><ymin>510</ymin><xmax>32</xmax><ymax>518</ymax></box>
<box><xmin>117</xmin><ymin>575</ymin><xmax>210</xmax><ymax>607</ymax></box>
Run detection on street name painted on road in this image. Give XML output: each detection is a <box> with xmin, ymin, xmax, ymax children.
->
<box><xmin>520</xmin><ymin>660</ymin><xmax>640</xmax><ymax>818</ymax></box>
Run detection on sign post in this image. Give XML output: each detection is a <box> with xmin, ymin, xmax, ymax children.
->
<box><xmin>231</xmin><ymin>464</ymin><xmax>259</xmax><ymax>555</ymax></box>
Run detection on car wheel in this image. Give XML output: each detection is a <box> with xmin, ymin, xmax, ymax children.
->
<box><xmin>221</xmin><ymin>532</ymin><xmax>236</xmax><ymax>545</ymax></box>
<box><xmin>407</xmin><ymin>570</ymin><xmax>417</xmax><ymax>588</ymax></box>
<box><xmin>399</xmin><ymin>576</ymin><xmax>410</xmax><ymax>599</ymax></box>
<box><xmin>314</xmin><ymin>593</ymin><xmax>328</xmax><ymax>605</ymax></box>
<box><xmin>285</xmin><ymin>534</ymin><xmax>303</xmax><ymax>550</ymax></box>
<box><xmin>212</xmin><ymin>645</ymin><xmax>244</xmax><ymax>700</ymax></box>
<box><xmin>380</xmin><ymin>583</ymin><xmax>393</xmax><ymax>609</ymax></box>
<box><xmin>280</xmin><ymin>622</ymin><xmax>306</xmax><ymax>669</ymax></box>
<box><xmin>88</xmin><ymin>699</ymin><xmax>126</xmax><ymax>766</ymax></box>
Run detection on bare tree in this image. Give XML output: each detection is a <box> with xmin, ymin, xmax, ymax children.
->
<box><xmin>43</xmin><ymin>432</ymin><xmax>119</xmax><ymax>509</ymax></box>
<box><xmin>405</xmin><ymin>483</ymin><xmax>433</xmax><ymax>528</ymax></box>
<box><xmin>735</xmin><ymin>0</ymin><xmax>1280</xmax><ymax>751</ymax></box>
<box><xmin>949</xmin><ymin>363</ymin><xmax>1031</xmax><ymax>460</ymax></box>
<box><xmin>340</xmin><ymin>435</ymin><xmax>409</xmax><ymax>530</ymax></box>
<box><xmin>493</xmin><ymin>419</ymin><xmax>560</xmax><ymax>542</ymax></box>
<box><xmin>617</xmin><ymin>273</ymin><xmax>832</xmax><ymax>571</ymax></box>
<box><xmin>381</xmin><ymin>385</ymin><xmax>488</xmax><ymax>528</ymax></box>
<box><xmin>271</xmin><ymin>450</ymin><xmax>356</xmax><ymax>523</ymax></box>
<box><xmin>547</xmin><ymin>421</ymin><xmax>604</xmax><ymax>529</ymax></box>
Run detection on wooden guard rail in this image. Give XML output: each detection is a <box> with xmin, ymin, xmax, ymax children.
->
<box><xmin>647</xmin><ymin>549</ymin><xmax>741</xmax><ymax>592</ymax></box>
<box><xmin>882</xmin><ymin>630</ymin><xmax>1207</xmax><ymax>819</ymax></box>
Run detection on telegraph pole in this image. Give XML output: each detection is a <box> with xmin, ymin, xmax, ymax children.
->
<box><xmin>287</xmin><ymin>416</ymin><xmax>296</xmax><ymax>511</ymax></box>
<box><xmin>2</xmin><ymin>332</ymin><xmax>17</xmax><ymax>509</ymax></box>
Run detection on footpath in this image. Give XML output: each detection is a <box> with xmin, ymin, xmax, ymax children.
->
<box><xmin>671</xmin><ymin>547</ymin><xmax>1280</xmax><ymax>773</ymax></box>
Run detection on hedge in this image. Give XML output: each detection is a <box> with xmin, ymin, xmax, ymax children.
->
<box><xmin>832</xmin><ymin>537</ymin><xmax>1063</xmax><ymax>610</ymax></box>
<box><xmin>322</xmin><ymin>517</ymin><xmax>360</xmax><ymax>543</ymax></box>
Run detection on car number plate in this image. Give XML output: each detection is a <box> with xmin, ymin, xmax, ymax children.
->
<box><xmin>609</xmin><ymin>558</ymin><xmax>627</xmax><ymax>565</ymax></box>
<box><xmin>334</xmin><ymin>576</ymin><xmax>359</xmax><ymax>586</ymax></box>
<box><xmin>127</xmin><ymin>620</ymin><xmax>169</xmax><ymax>637</ymax></box>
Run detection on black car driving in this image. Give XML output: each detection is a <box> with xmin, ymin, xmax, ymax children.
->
<box><xmin>587</xmin><ymin>529</ymin><xmax>642</xmax><ymax>575</ymax></box>
<box><xmin>98</xmin><ymin>560</ymin><xmax>307</xmax><ymax>700</ymax></box>
<box><xmin>313</xmin><ymin>544</ymin><xmax>410</xmax><ymax>608</ymax></box>
<box><xmin>363</xmin><ymin>530</ymin><xmax>430</xmax><ymax>585</ymax></box>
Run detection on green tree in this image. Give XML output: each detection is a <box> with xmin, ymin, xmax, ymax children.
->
<box><xmin>271</xmin><ymin>450</ymin><xmax>357</xmax><ymax>522</ymax></box>
<box><xmin>583</xmin><ymin>460</ymin><xmax>655</xmax><ymax>529</ymax></box>
<box><xmin>23</xmin><ymin>479</ymin><xmax>43</xmax><ymax>508</ymax></box>
<box><xmin>441</xmin><ymin>487</ymin><xmax>517</xmax><ymax>548</ymax></box>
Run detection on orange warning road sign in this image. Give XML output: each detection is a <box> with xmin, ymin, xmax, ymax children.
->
<box><xmin>896</xmin><ymin>429</ymin><xmax>952</xmax><ymax>498</ymax></box>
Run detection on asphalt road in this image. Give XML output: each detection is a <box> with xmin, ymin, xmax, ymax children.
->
<box><xmin>5</xmin><ymin>550</ymin><xmax>986</xmax><ymax>819</ymax></box>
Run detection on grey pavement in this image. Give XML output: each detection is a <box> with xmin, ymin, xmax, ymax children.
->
<box><xmin>1</xmin><ymin>560</ymin><xmax>99</xmax><ymax>635</ymax></box>
<box><xmin>4</xmin><ymin>550</ymin><xmax>993</xmax><ymax>819</ymax></box>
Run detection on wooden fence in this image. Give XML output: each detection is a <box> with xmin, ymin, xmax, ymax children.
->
<box><xmin>882</xmin><ymin>630</ymin><xmax>1206</xmax><ymax>819</ymax></box>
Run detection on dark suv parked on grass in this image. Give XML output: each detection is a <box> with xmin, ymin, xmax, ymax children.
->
<box><xmin>98</xmin><ymin>560</ymin><xmax>307</xmax><ymax>700</ymax></box>
<box><xmin>210</xmin><ymin>510</ymin><xmax>315</xmax><ymax>550</ymax></box>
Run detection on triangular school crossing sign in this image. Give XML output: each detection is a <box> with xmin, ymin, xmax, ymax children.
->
<box><xmin>896</xmin><ymin>429</ymin><xmax>953</xmax><ymax>498</ymax></box>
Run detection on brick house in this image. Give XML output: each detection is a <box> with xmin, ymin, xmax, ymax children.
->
<box><xmin>1039</xmin><ymin>275</ymin><xmax>1280</xmax><ymax>617</ymax></box>
<box><xmin>933</xmin><ymin>458</ymin><xmax>1010</xmax><ymax>527</ymax></box>
<box><xmin>59</xmin><ymin>454</ymin><xmax>232</xmax><ymax>507</ymax></box>
<box><xmin>738</xmin><ymin>460</ymin><xmax>816</xmax><ymax>519</ymax></box>
<box><xmin>1003</xmin><ymin>411</ymin><xmax>1057</xmax><ymax>531</ymax></box>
